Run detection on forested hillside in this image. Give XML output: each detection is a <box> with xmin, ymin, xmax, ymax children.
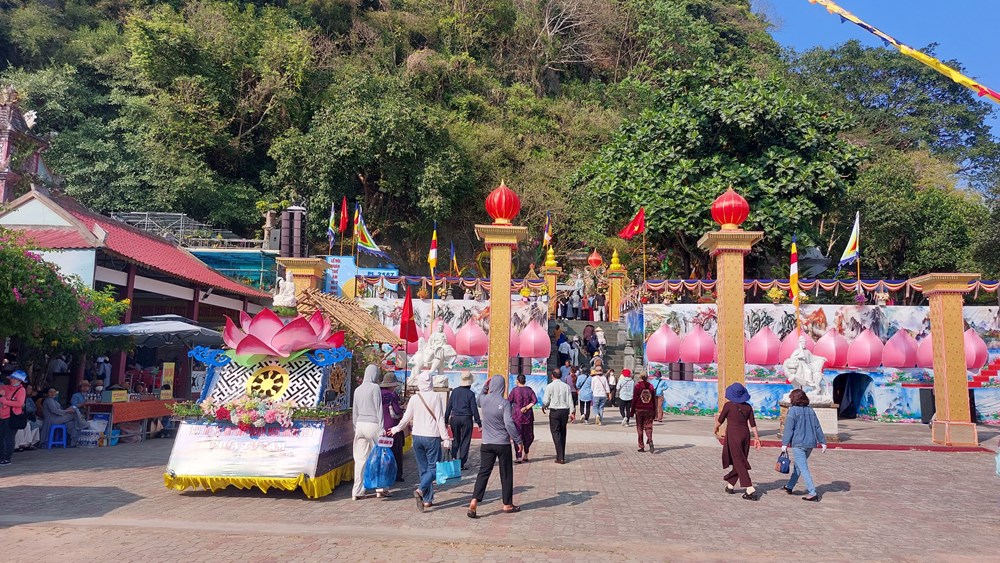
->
<box><xmin>2</xmin><ymin>0</ymin><xmax>998</xmax><ymax>278</ymax></box>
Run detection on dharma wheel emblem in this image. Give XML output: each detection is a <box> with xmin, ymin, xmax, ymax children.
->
<box><xmin>246</xmin><ymin>364</ymin><xmax>290</xmax><ymax>399</ymax></box>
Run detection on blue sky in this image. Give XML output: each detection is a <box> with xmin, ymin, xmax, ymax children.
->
<box><xmin>757</xmin><ymin>0</ymin><xmax>1000</xmax><ymax>134</ymax></box>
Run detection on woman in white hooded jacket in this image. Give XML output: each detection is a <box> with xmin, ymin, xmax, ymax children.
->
<box><xmin>352</xmin><ymin>364</ymin><xmax>383</xmax><ymax>500</ymax></box>
<box><xmin>390</xmin><ymin>371</ymin><xmax>452</xmax><ymax>512</ymax></box>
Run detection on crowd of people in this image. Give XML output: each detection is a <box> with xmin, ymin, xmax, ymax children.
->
<box><xmin>555</xmin><ymin>292</ymin><xmax>609</xmax><ymax>322</ymax></box>
<box><xmin>347</xmin><ymin>362</ymin><xmax>831</xmax><ymax>516</ymax></box>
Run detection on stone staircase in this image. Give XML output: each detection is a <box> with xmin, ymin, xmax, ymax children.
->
<box><xmin>548</xmin><ymin>318</ymin><xmax>631</xmax><ymax>374</ymax></box>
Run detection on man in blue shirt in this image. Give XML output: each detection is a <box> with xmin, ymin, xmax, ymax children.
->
<box><xmin>560</xmin><ymin>361</ymin><xmax>571</xmax><ymax>380</ymax></box>
<box><xmin>653</xmin><ymin>370</ymin><xmax>666</xmax><ymax>422</ymax></box>
<box><xmin>446</xmin><ymin>371</ymin><xmax>482</xmax><ymax>470</ymax></box>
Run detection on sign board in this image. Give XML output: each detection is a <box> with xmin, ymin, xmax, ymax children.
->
<box><xmin>167</xmin><ymin>421</ymin><xmax>328</xmax><ymax>478</ymax></box>
<box><xmin>160</xmin><ymin>389</ymin><xmax>173</xmax><ymax>400</ymax></box>
<box><xmin>103</xmin><ymin>389</ymin><xmax>128</xmax><ymax>403</ymax></box>
<box><xmin>161</xmin><ymin>362</ymin><xmax>175</xmax><ymax>389</ymax></box>
<box><xmin>325</xmin><ymin>256</ymin><xmax>398</xmax><ymax>296</ymax></box>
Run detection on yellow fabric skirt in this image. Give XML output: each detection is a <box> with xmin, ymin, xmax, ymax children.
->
<box><xmin>163</xmin><ymin>435</ymin><xmax>411</xmax><ymax>499</ymax></box>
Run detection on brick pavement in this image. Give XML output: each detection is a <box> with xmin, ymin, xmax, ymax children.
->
<box><xmin>1</xmin><ymin>413</ymin><xmax>997</xmax><ymax>562</ymax></box>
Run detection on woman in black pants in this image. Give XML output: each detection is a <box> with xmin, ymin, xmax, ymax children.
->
<box><xmin>468</xmin><ymin>376</ymin><xmax>523</xmax><ymax>518</ymax></box>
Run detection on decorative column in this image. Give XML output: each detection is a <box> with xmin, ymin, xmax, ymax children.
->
<box><xmin>607</xmin><ymin>249</ymin><xmax>626</xmax><ymax>322</ymax></box>
<box><xmin>544</xmin><ymin>247</ymin><xmax>561</xmax><ymax>316</ymax></box>
<box><xmin>276</xmin><ymin>257</ymin><xmax>329</xmax><ymax>295</ymax></box>
<box><xmin>475</xmin><ymin>182</ymin><xmax>528</xmax><ymax>392</ymax></box>
<box><xmin>697</xmin><ymin>188</ymin><xmax>762</xmax><ymax>409</ymax></box>
<box><xmin>910</xmin><ymin>273</ymin><xmax>980</xmax><ymax>446</ymax></box>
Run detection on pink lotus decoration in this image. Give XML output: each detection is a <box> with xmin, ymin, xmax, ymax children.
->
<box><xmin>847</xmin><ymin>329</ymin><xmax>883</xmax><ymax>368</ymax></box>
<box><xmin>814</xmin><ymin>329</ymin><xmax>848</xmax><ymax>368</ymax></box>
<box><xmin>646</xmin><ymin>324</ymin><xmax>680</xmax><ymax>364</ymax></box>
<box><xmin>455</xmin><ymin>320</ymin><xmax>488</xmax><ymax>357</ymax></box>
<box><xmin>916</xmin><ymin>334</ymin><xmax>934</xmax><ymax>368</ymax></box>
<box><xmin>224</xmin><ymin>309</ymin><xmax>345</xmax><ymax>365</ymax></box>
<box><xmin>965</xmin><ymin>329</ymin><xmax>988</xmax><ymax>371</ymax></box>
<box><xmin>778</xmin><ymin>328</ymin><xmax>814</xmax><ymax>364</ymax></box>
<box><xmin>679</xmin><ymin>325</ymin><xmax>715</xmax><ymax>364</ymax></box>
<box><xmin>746</xmin><ymin>327</ymin><xmax>781</xmax><ymax>366</ymax></box>
<box><xmin>519</xmin><ymin>321</ymin><xmax>551</xmax><ymax>358</ymax></box>
<box><xmin>882</xmin><ymin>330</ymin><xmax>918</xmax><ymax>368</ymax></box>
<box><xmin>509</xmin><ymin>325</ymin><xmax>521</xmax><ymax>357</ymax></box>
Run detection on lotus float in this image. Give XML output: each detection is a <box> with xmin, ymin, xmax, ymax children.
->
<box><xmin>223</xmin><ymin>309</ymin><xmax>345</xmax><ymax>366</ymax></box>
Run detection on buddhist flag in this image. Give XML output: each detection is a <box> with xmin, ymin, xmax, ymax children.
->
<box><xmin>790</xmin><ymin>236</ymin><xmax>800</xmax><ymax>307</ymax></box>
<box><xmin>428</xmin><ymin>223</ymin><xmax>438</xmax><ymax>269</ymax></box>
<box><xmin>338</xmin><ymin>196</ymin><xmax>348</xmax><ymax>234</ymax></box>
<box><xmin>542</xmin><ymin>211</ymin><xmax>552</xmax><ymax>247</ymax></box>
<box><xmin>618</xmin><ymin>207</ymin><xmax>645</xmax><ymax>240</ymax></box>
<box><xmin>450</xmin><ymin>241</ymin><xmax>459</xmax><ymax>275</ymax></box>
<box><xmin>838</xmin><ymin>212</ymin><xmax>860</xmax><ymax>271</ymax></box>
<box><xmin>326</xmin><ymin>202</ymin><xmax>337</xmax><ymax>252</ymax></box>
<box><xmin>354</xmin><ymin>204</ymin><xmax>387</xmax><ymax>258</ymax></box>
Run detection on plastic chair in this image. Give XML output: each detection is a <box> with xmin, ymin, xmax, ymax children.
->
<box><xmin>47</xmin><ymin>424</ymin><xmax>68</xmax><ymax>449</ymax></box>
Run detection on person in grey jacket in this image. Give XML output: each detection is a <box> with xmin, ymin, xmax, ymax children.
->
<box><xmin>467</xmin><ymin>375</ymin><xmax>522</xmax><ymax>518</ymax></box>
<box><xmin>351</xmin><ymin>365</ymin><xmax>383</xmax><ymax>501</ymax></box>
<box><xmin>781</xmin><ymin>389</ymin><xmax>827</xmax><ymax>502</ymax></box>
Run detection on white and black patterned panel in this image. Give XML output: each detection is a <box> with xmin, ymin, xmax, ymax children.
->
<box><xmin>208</xmin><ymin>358</ymin><xmax>324</xmax><ymax>407</ymax></box>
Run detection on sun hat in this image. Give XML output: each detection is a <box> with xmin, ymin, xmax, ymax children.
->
<box><xmin>724</xmin><ymin>382</ymin><xmax>751</xmax><ymax>404</ymax></box>
<box><xmin>9</xmin><ymin>370</ymin><xmax>27</xmax><ymax>382</ymax></box>
<box><xmin>460</xmin><ymin>371</ymin><xmax>474</xmax><ymax>386</ymax></box>
<box><xmin>379</xmin><ymin>372</ymin><xmax>400</xmax><ymax>388</ymax></box>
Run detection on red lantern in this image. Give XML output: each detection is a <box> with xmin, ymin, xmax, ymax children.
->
<box><xmin>710</xmin><ymin>187</ymin><xmax>750</xmax><ymax>229</ymax></box>
<box><xmin>485</xmin><ymin>181</ymin><xmax>521</xmax><ymax>224</ymax></box>
<box><xmin>588</xmin><ymin>249</ymin><xmax>603</xmax><ymax>268</ymax></box>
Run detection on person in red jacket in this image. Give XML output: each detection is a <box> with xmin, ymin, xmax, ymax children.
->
<box><xmin>1</xmin><ymin>370</ymin><xmax>28</xmax><ymax>465</ymax></box>
<box><xmin>629</xmin><ymin>371</ymin><xmax>657</xmax><ymax>453</ymax></box>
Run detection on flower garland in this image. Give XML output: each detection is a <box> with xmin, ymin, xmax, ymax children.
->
<box><xmin>170</xmin><ymin>395</ymin><xmax>347</xmax><ymax>430</ymax></box>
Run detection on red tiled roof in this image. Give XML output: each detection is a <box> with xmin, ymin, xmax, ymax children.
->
<box><xmin>11</xmin><ymin>227</ymin><xmax>94</xmax><ymax>249</ymax></box>
<box><xmin>47</xmin><ymin>194</ymin><xmax>269</xmax><ymax>300</ymax></box>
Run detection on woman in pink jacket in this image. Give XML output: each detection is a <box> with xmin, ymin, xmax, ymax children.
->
<box><xmin>0</xmin><ymin>370</ymin><xmax>28</xmax><ymax>465</ymax></box>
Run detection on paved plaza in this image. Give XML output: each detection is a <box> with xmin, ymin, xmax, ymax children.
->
<box><xmin>2</xmin><ymin>413</ymin><xmax>998</xmax><ymax>562</ymax></box>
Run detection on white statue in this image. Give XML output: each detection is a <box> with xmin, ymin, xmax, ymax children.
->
<box><xmin>273</xmin><ymin>270</ymin><xmax>297</xmax><ymax>308</ymax></box>
<box><xmin>782</xmin><ymin>337</ymin><xmax>832</xmax><ymax>405</ymax></box>
<box><xmin>410</xmin><ymin>324</ymin><xmax>456</xmax><ymax>387</ymax></box>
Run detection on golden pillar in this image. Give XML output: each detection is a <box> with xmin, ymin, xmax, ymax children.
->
<box><xmin>544</xmin><ymin>247</ymin><xmax>561</xmax><ymax>316</ymax></box>
<box><xmin>697</xmin><ymin>188</ymin><xmax>762</xmax><ymax>409</ymax></box>
<box><xmin>607</xmin><ymin>249</ymin><xmax>626</xmax><ymax>323</ymax></box>
<box><xmin>276</xmin><ymin>257</ymin><xmax>329</xmax><ymax>295</ymax></box>
<box><xmin>476</xmin><ymin>181</ymin><xmax>528</xmax><ymax>392</ymax></box>
<box><xmin>911</xmin><ymin>273</ymin><xmax>980</xmax><ymax>446</ymax></box>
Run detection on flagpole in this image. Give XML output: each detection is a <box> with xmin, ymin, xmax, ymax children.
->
<box><xmin>642</xmin><ymin>228</ymin><xmax>647</xmax><ymax>283</ymax></box>
<box><xmin>430</xmin><ymin>266</ymin><xmax>436</xmax><ymax>322</ymax></box>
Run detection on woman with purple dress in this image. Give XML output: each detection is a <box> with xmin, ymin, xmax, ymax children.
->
<box><xmin>508</xmin><ymin>375</ymin><xmax>537</xmax><ymax>463</ymax></box>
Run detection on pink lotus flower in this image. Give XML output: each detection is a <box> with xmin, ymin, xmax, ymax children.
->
<box><xmin>223</xmin><ymin>309</ymin><xmax>346</xmax><ymax>359</ymax></box>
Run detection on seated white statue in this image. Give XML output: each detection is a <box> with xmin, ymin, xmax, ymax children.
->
<box><xmin>410</xmin><ymin>324</ymin><xmax>456</xmax><ymax>388</ymax></box>
<box><xmin>782</xmin><ymin>336</ymin><xmax>832</xmax><ymax>405</ymax></box>
<box><xmin>273</xmin><ymin>271</ymin><xmax>297</xmax><ymax>308</ymax></box>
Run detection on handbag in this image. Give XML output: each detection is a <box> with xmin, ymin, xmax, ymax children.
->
<box><xmin>363</xmin><ymin>436</ymin><xmax>399</xmax><ymax>490</ymax></box>
<box><xmin>436</xmin><ymin>447</ymin><xmax>461</xmax><ymax>484</ymax></box>
<box><xmin>775</xmin><ymin>451</ymin><xmax>791</xmax><ymax>474</ymax></box>
<box><xmin>8</xmin><ymin>411</ymin><xmax>28</xmax><ymax>431</ymax></box>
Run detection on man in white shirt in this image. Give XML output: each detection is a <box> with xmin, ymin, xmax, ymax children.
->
<box><xmin>542</xmin><ymin>369</ymin><xmax>575</xmax><ymax>464</ymax></box>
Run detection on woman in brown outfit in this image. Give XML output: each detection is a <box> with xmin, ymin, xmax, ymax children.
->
<box><xmin>714</xmin><ymin>383</ymin><xmax>762</xmax><ymax>500</ymax></box>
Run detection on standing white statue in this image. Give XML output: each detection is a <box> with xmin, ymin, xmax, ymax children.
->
<box><xmin>782</xmin><ymin>337</ymin><xmax>832</xmax><ymax>405</ymax></box>
<box><xmin>273</xmin><ymin>270</ymin><xmax>297</xmax><ymax>308</ymax></box>
<box><xmin>410</xmin><ymin>324</ymin><xmax>456</xmax><ymax>387</ymax></box>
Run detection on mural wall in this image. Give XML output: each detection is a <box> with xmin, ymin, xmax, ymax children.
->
<box><xmin>631</xmin><ymin>304</ymin><xmax>1000</xmax><ymax>423</ymax></box>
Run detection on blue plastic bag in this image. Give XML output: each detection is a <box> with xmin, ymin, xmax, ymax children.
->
<box><xmin>363</xmin><ymin>438</ymin><xmax>398</xmax><ymax>490</ymax></box>
<box><xmin>435</xmin><ymin>448</ymin><xmax>461</xmax><ymax>485</ymax></box>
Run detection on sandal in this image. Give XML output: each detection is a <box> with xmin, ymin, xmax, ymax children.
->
<box><xmin>467</xmin><ymin>509</ymin><xmax>478</xmax><ymax>519</ymax></box>
<box><xmin>413</xmin><ymin>489</ymin><xmax>425</xmax><ymax>512</ymax></box>
<box><xmin>782</xmin><ymin>486</ymin><xmax>794</xmax><ymax>495</ymax></box>
<box><xmin>502</xmin><ymin>505</ymin><xmax>521</xmax><ymax>514</ymax></box>
<box><xmin>742</xmin><ymin>492</ymin><xmax>759</xmax><ymax>501</ymax></box>
<box><xmin>803</xmin><ymin>495</ymin><xmax>820</xmax><ymax>502</ymax></box>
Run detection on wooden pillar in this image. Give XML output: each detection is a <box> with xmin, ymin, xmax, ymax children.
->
<box><xmin>189</xmin><ymin>286</ymin><xmax>201</xmax><ymax>322</ymax></box>
<box><xmin>115</xmin><ymin>264</ymin><xmax>137</xmax><ymax>385</ymax></box>
<box><xmin>607</xmin><ymin>249</ymin><xmax>626</xmax><ymax>323</ymax></box>
<box><xmin>698</xmin><ymin>230</ymin><xmax>761</xmax><ymax>409</ymax></box>
<box><xmin>543</xmin><ymin>247</ymin><xmax>561</xmax><ymax>317</ymax></box>
<box><xmin>911</xmin><ymin>273</ymin><xmax>980</xmax><ymax>446</ymax></box>
<box><xmin>474</xmin><ymin>223</ymin><xmax>528</xmax><ymax>393</ymax></box>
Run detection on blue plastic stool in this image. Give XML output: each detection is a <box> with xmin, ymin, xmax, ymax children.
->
<box><xmin>47</xmin><ymin>424</ymin><xmax>68</xmax><ymax>449</ymax></box>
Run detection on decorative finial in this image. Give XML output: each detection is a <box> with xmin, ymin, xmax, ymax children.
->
<box><xmin>710</xmin><ymin>186</ymin><xmax>750</xmax><ymax>230</ymax></box>
<box><xmin>609</xmin><ymin>249</ymin><xmax>622</xmax><ymax>271</ymax></box>
<box><xmin>544</xmin><ymin>246</ymin><xmax>557</xmax><ymax>268</ymax></box>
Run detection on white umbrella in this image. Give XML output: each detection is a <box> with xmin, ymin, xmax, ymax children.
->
<box><xmin>92</xmin><ymin>320</ymin><xmax>223</xmax><ymax>348</ymax></box>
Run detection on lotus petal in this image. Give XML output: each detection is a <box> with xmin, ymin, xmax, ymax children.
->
<box><xmin>223</xmin><ymin>316</ymin><xmax>248</xmax><ymax>349</ymax></box>
<box><xmin>509</xmin><ymin>325</ymin><xmax>521</xmax><ymax>357</ymax></box>
<box><xmin>646</xmin><ymin>324</ymin><xmax>680</xmax><ymax>364</ymax></box>
<box><xmin>679</xmin><ymin>325</ymin><xmax>715</xmax><ymax>364</ymax></box>
<box><xmin>746</xmin><ymin>327</ymin><xmax>781</xmax><ymax>366</ymax></box>
<box><xmin>814</xmin><ymin>329</ymin><xmax>849</xmax><ymax>368</ymax></box>
<box><xmin>965</xmin><ymin>329</ymin><xmax>988</xmax><ymax>370</ymax></box>
<box><xmin>847</xmin><ymin>329</ymin><xmax>883</xmax><ymax>368</ymax></box>
<box><xmin>455</xmin><ymin>320</ymin><xmax>489</xmax><ymax>357</ymax></box>
<box><xmin>325</xmin><ymin>330</ymin><xmax>346</xmax><ymax>349</ymax></box>
<box><xmin>272</xmin><ymin>316</ymin><xmax>325</xmax><ymax>355</ymax></box>
<box><xmin>240</xmin><ymin>311</ymin><xmax>253</xmax><ymax>333</ymax></box>
<box><xmin>519</xmin><ymin>321</ymin><xmax>551</xmax><ymax>359</ymax></box>
<box><xmin>882</xmin><ymin>330</ymin><xmax>917</xmax><ymax>368</ymax></box>
<box><xmin>307</xmin><ymin>310</ymin><xmax>326</xmax><ymax>336</ymax></box>
<box><xmin>235</xmin><ymin>334</ymin><xmax>282</xmax><ymax>358</ymax></box>
<box><xmin>916</xmin><ymin>334</ymin><xmax>934</xmax><ymax>368</ymax></box>
<box><xmin>246</xmin><ymin>309</ymin><xmax>285</xmax><ymax>345</ymax></box>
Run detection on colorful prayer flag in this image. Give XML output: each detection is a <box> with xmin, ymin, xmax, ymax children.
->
<box><xmin>326</xmin><ymin>202</ymin><xmax>337</xmax><ymax>252</ymax></box>
<box><xmin>839</xmin><ymin>212</ymin><xmax>860</xmax><ymax>269</ymax></box>
<box><xmin>790</xmin><ymin>236</ymin><xmax>800</xmax><ymax>307</ymax></box>
<box><xmin>428</xmin><ymin>223</ymin><xmax>438</xmax><ymax>269</ymax></box>
<box><xmin>354</xmin><ymin>204</ymin><xmax>387</xmax><ymax>258</ymax></box>
<box><xmin>542</xmin><ymin>211</ymin><xmax>552</xmax><ymax>247</ymax></box>
<box><xmin>618</xmin><ymin>207</ymin><xmax>645</xmax><ymax>240</ymax></box>
<box><xmin>450</xmin><ymin>241</ymin><xmax>459</xmax><ymax>276</ymax></box>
